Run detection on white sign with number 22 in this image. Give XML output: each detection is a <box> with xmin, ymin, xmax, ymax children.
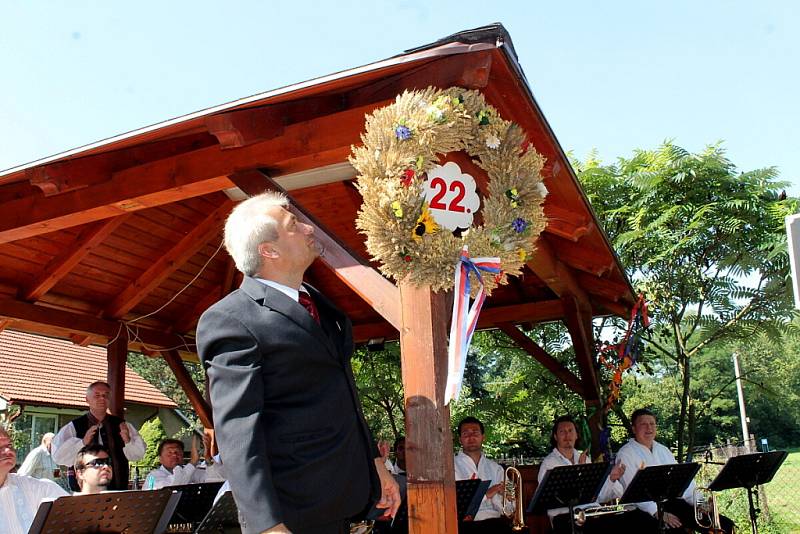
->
<box><xmin>423</xmin><ymin>161</ymin><xmax>481</xmax><ymax>231</ymax></box>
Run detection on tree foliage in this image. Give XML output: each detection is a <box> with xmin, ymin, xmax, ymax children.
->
<box><xmin>578</xmin><ymin>141</ymin><xmax>798</xmax><ymax>460</ymax></box>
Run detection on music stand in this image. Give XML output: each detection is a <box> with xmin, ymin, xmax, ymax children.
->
<box><xmin>195</xmin><ymin>490</ymin><xmax>241</xmax><ymax>534</ymax></box>
<box><xmin>620</xmin><ymin>463</ymin><xmax>699</xmax><ymax>534</ymax></box>
<box><xmin>167</xmin><ymin>481</ymin><xmax>225</xmax><ymax>529</ymax></box>
<box><xmin>527</xmin><ymin>463</ymin><xmax>611</xmax><ymax>534</ymax></box>
<box><xmin>28</xmin><ymin>488</ymin><xmax>180</xmax><ymax>534</ymax></box>
<box><xmin>707</xmin><ymin>451</ymin><xmax>788</xmax><ymax>534</ymax></box>
<box><xmin>456</xmin><ymin>479</ymin><xmax>491</xmax><ymax>521</ymax></box>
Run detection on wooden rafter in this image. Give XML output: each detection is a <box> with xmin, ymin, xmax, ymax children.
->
<box><xmin>105</xmin><ymin>200</ymin><xmax>233</xmax><ymax>319</ymax></box>
<box><xmin>0</xmin><ymin>297</ymin><xmax>193</xmax><ymax>352</ymax></box>
<box><xmin>163</xmin><ymin>349</ymin><xmax>213</xmax><ymax>429</ymax></box>
<box><xmin>172</xmin><ymin>285</ymin><xmax>224</xmax><ymax>334</ymax></box>
<box><xmin>20</xmin><ymin>215</ymin><xmax>130</xmax><ymax>302</ymax></box>
<box><xmin>229</xmin><ymin>169</ymin><xmax>402</xmax><ymax>331</ymax></box>
<box><xmin>350</xmin><ymin>299</ymin><xmax>566</xmax><ymax>343</ymax></box>
<box><xmin>562</xmin><ymin>294</ymin><xmax>601</xmax><ymax>402</ymax></box>
<box><xmin>497</xmin><ymin>323</ymin><xmax>584</xmax><ymax>397</ymax></box>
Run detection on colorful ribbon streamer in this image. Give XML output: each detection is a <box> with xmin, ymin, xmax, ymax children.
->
<box><xmin>445</xmin><ymin>247</ymin><xmax>501</xmax><ymax>405</ymax></box>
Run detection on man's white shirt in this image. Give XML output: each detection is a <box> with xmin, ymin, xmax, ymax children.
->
<box><xmin>51</xmin><ymin>420</ymin><xmax>146</xmax><ymax>466</ymax></box>
<box><xmin>453</xmin><ymin>451</ymin><xmax>512</xmax><ymax>521</ymax></box>
<box><xmin>615</xmin><ymin>438</ymin><xmax>696</xmax><ymax>516</ymax></box>
<box><xmin>18</xmin><ymin>445</ymin><xmax>59</xmax><ymax>481</ymax></box>
<box><xmin>538</xmin><ymin>447</ymin><xmax>623</xmax><ymax>521</ymax></box>
<box><xmin>145</xmin><ymin>463</ymin><xmax>206</xmax><ymax>489</ymax></box>
<box><xmin>0</xmin><ymin>473</ymin><xmax>68</xmax><ymax>534</ymax></box>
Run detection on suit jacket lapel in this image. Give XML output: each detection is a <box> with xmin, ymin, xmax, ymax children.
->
<box><xmin>240</xmin><ymin>277</ymin><xmax>339</xmax><ymax>360</ymax></box>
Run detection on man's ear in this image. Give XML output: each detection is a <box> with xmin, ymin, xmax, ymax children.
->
<box><xmin>258</xmin><ymin>242</ymin><xmax>279</xmax><ymax>259</ymax></box>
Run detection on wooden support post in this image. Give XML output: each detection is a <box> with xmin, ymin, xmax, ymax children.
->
<box><xmin>106</xmin><ymin>325</ymin><xmax>128</xmax><ymax>418</ymax></box>
<box><xmin>163</xmin><ymin>350</ymin><xmax>213</xmax><ymax>429</ymax></box>
<box><xmin>562</xmin><ymin>295</ymin><xmax>604</xmax><ymax>455</ymax></box>
<box><xmin>399</xmin><ymin>283</ymin><xmax>458</xmax><ymax>534</ymax></box>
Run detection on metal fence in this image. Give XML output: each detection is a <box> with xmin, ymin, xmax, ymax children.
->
<box><xmin>697</xmin><ymin>440</ymin><xmax>799</xmax><ymax>534</ymax></box>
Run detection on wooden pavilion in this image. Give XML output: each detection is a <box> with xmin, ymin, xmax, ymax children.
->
<box><xmin>0</xmin><ymin>24</ymin><xmax>634</xmax><ymax>532</ymax></box>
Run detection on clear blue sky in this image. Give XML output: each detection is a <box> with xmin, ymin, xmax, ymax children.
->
<box><xmin>2</xmin><ymin>1</ymin><xmax>798</xmax><ymax>192</ymax></box>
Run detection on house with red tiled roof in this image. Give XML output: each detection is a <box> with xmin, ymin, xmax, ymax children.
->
<box><xmin>0</xmin><ymin>329</ymin><xmax>190</xmax><ymax>460</ymax></box>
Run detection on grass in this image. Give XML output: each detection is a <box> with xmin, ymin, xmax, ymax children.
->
<box><xmin>711</xmin><ymin>448</ymin><xmax>800</xmax><ymax>534</ymax></box>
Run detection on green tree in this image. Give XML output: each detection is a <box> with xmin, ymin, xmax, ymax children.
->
<box><xmin>351</xmin><ymin>344</ymin><xmax>405</xmax><ymax>442</ymax></box>
<box><xmin>135</xmin><ymin>417</ymin><xmax>167</xmax><ymax>469</ymax></box>
<box><xmin>126</xmin><ymin>352</ymin><xmax>206</xmax><ymax>416</ymax></box>
<box><xmin>578</xmin><ymin>141</ymin><xmax>797</xmax><ymax>460</ymax></box>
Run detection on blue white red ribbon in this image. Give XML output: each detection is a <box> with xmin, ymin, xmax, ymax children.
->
<box><xmin>445</xmin><ymin>246</ymin><xmax>501</xmax><ymax>405</ymax></box>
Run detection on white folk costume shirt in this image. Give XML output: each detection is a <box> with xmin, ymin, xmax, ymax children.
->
<box><xmin>0</xmin><ymin>473</ymin><xmax>68</xmax><ymax>534</ymax></box>
<box><xmin>454</xmin><ymin>451</ymin><xmax>513</xmax><ymax>521</ymax></box>
<box><xmin>18</xmin><ymin>445</ymin><xmax>59</xmax><ymax>481</ymax></box>
<box><xmin>51</xmin><ymin>420</ymin><xmax>146</xmax><ymax>466</ymax></box>
<box><xmin>538</xmin><ymin>447</ymin><xmax>623</xmax><ymax>522</ymax></box>
<box><xmin>615</xmin><ymin>438</ymin><xmax>696</xmax><ymax>517</ymax></box>
<box><xmin>144</xmin><ymin>463</ymin><xmax>206</xmax><ymax>489</ymax></box>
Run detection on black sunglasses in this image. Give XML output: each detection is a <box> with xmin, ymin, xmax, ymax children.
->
<box><xmin>81</xmin><ymin>458</ymin><xmax>112</xmax><ymax>469</ymax></box>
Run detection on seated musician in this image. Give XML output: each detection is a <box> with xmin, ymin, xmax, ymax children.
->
<box><xmin>0</xmin><ymin>425</ymin><xmax>68</xmax><ymax>534</ymax></box>
<box><xmin>453</xmin><ymin>416</ymin><xmax>514</xmax><ymax>534</ymax></box>
<box><xmin>144</xmin><ymin>439</ymin><xmax>206</xmax><ymax>489</ymax></box>
<box><xmin>616</xmin><ymin>408</ymin><xmax>735</xmax><ymax>533</ymax></box>
<box><xmin>75</xmin><ymin>444</ymin><xmax>114</xmax><ymax>494</ymax></box>
<box><xmin>539</xmin><ymin>415</ymin><xmax>657</xmax><ymax>533</ymax></box>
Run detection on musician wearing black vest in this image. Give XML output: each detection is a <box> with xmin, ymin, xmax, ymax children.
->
<box><xmin>51</xmin><ymin>381</ymin><xmax>145</xmax><ymax>491</ymax></box>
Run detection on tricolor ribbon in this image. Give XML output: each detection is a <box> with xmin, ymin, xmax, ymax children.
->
<box><xmin>445</xmin><ymin>246</ymin><xmax>501</xmax><ymax>405</ymax></box>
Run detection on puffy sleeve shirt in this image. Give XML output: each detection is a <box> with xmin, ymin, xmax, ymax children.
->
<box><xmin>537</xmin><ymin>447</ymin><xmax>623</xmax><ymax>522</ymax></box>
<box><xmin>615</xmin><ymin>438</ymin><xmax>696</xmax><ymax>517</ymax></box>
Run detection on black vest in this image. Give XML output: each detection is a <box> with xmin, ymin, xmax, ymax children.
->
<box><xmin>72</xmin><ymin>413</ymin><xmax>130</xmax><ymax>490</ymax></box>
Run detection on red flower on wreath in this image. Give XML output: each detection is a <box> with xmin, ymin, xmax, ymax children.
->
<box><xmin>401</xmin><ymin>168</ymin><xmax>415</xmax><ymax>187</ymax></box>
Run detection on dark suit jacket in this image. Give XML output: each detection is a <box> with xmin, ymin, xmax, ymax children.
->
<box><xmin>197</xmin><ymin>276</ymin><xmax>380</xmax><ymax>533</ymax></box>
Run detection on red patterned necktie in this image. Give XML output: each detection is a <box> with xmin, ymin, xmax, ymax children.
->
<box><xmin>298</xmin><ymin>291</ymin><xmax>320</xmax><ymax>324</ymax></box>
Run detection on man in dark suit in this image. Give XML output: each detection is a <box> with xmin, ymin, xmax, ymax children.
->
<box><xmin>197</xmin><ymin>191</ymin><xmax>400</xmax><ymax>534</ymax></box>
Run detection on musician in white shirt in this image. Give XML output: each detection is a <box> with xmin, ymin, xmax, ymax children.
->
<box><xmin>616</xmin><ymin>408</ymin><xmax>735</xmax><ymax>533</ymax></box>
<box><xmin>144</xmin><ymin>439</ymin><xmax>206</xmax><ymax>489</ymax></box>
<box><xmin>0</xmin><ymin>426</ymin><xmax>67</xmax><ymax>534</ymax></box>
<box><xmin>538</xmin><ymin>415</ymin><xmax>656</xmax><ymax>533</ymax></box>
<box><xmin>453</xmin><ymin>416</ymin><xmax>514</xmax><ymax>533</ymax></box>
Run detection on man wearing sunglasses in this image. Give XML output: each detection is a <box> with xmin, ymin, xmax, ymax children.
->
<box><xmin>74</xmin><ymin>445</ymin><xmax>114</xmax><ymax>495</ymax></box>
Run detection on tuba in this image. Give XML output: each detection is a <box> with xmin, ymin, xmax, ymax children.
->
<box><xmin>502</xmin><ymin>466</ymin><xmax>526</xmax><ymax>531</ymax></box>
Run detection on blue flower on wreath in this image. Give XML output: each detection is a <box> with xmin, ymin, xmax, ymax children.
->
<box><xmin>395</xmin><ymin>125</ymin><xmax>412</xmax><ymax>141</ymax></box>
<box><xmin>512</xmin><ymin>217</ymin><xmax>529</xmax><ymax>233</ymax></box>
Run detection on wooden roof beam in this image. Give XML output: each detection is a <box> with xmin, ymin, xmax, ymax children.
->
<box><xmin>229</xmin><ymin>169</ymin><xmax>402</xmax><ymax>331</ymax></box>
<box><xmin>0</xmin><ymin>297</ymin><xmax>195</xmax><ymax>352</ymax></box>
<box><xmin>497</xmin><ymin>323</ymin><xmax>584</xmax><ymax>397</ymax></box>
<box><xmin>526</xmin><ymin>236</ymin><xmax>590</xmax><ymax>303</ymax></box>
<box><xmin>20</xmin><ymin>215</ymin><xmax>130</xmax><ymax>302</ymax></box>
<box><xmin>351</xmin><ymin>299</ymin><xmax>566</xmax><ymax>343</ymax></box>
<box><xmin>543</xmin><ymin>204</ymin><xmax>593</xmax><ymax>242</ymax></box>
<box><xmin>163</xmin><ymin>349</ymin><xmax>213</xmax><ymax>429</ymax></box>
<box><xmin>104</xmin><ymin>200</ymin><xmax>234</xmax><ymax>319</ymax></box>
<box><xmin>172</xmin><ymin>284</ymin><xmax>224</xmax><ymax>334</ymax></box>
<box><xmin>562</xmin><ymin>294</ymin><xmax>601</xmax><ymax>403</ymax></box>
<box><xmin>0</xmin><ymin>101</ymin><xmax>383</xmax><ymax>245</ymax></box>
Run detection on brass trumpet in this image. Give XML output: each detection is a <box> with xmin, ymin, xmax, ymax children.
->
<box><xmin>574</xmin><ymin>502</ymin><xmax>636</xmax><ymax>526</ymax></box>
<box><xmin>502</xmin><ymin>466</ymin><xmax>526</xmax><ymax>531</ymax></box>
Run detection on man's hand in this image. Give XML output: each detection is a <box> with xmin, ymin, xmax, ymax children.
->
<box><xmin>578</xmin><ymin>448</ymin><xmax>590</xmax><ymax>464</ymax></box>
<box><xmin>485</xmin><ymin>482</ymin><xmax>504</xmax><ymax>499</ymax></box>
<box><xmin>377</xmin><ymin>440</ymin><xmax>391</xmax><ymax>461</ymax></box>
<box><xmin>119</xmin><ymin>423</ymin><xmax>131</xmax><ymax>444</ymax></box>
<box><xmin>202</xmin><ymin>432</ymin><xmax>213</xmax><ymax>462</ymax></box>
<box><xmin>83</xmin><ymin>424</ymin><xmax>99</xmax><ymax>445</ymax></box>
<box><xmin>373</xmin><ymin>458</ymin><xmax>401</xmax><ymax>517</ymax></box>
<box><xmin>662</xmin><ymin>511</ymin><xmax>682</xmax><ymax>528</ymax></box>
<box><xmin>609</xmin><ymin>462</ymin><xmax>626</xmax><ymax>482</ymax></box>
<box><xmin>260</xmin><ymin>523</ymin><xmax>292</xmax><ymax>533</ymax></box>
